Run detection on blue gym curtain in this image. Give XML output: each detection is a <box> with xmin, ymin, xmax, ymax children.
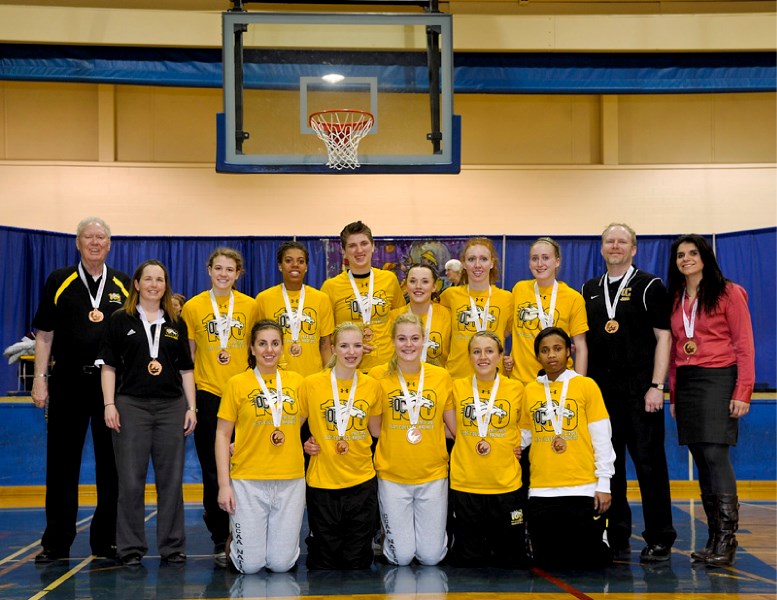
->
<box><xmin>1</xmin><ymin>45</ymin><xmax>775</xmax><ymax>93</ymax></box>
<box><xmin>1</xmin><ymin>226</ymin><xmax>774</xmax><ymax>394</ymax></box>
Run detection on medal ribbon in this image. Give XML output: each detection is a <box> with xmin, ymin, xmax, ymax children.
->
<box><xmin>78</xmin><ymin>263</ymin><xmax>107</xmax><ymax>312</ymax></box>
<box><xmin>137</xmin><ymin>305</ymin><xmax>164</xmax><ymax>361</ymax></box>
<box><xmin>397</xmin><ymin>366</ymin><xmax>426</xmax><ymax>428</ymax></box>
<box><xmin>408</xmin><ymin>305</ymin><xmax>434</xmax><ymax>363</ymax></box>
<box><xmin>467</xmin><ymin>285</ymin><xmax>492</xmax><ymax>332</ymax></box>
<box><xmin>538</xmin><ymin>369</ymin><xmax>578</xmax><ymax>437</ymax></box>
<box><xmin>682</xmin><ymin>289</ymin><xmax>698</xmax><ymax>341</ymax></box>
<box><xmin>254</xmin><ymin>368</ymin><xmax>283</xmax><ymax>429</ymax></box>
<box><xmin>281</xmin><ymin>284</ymin><xmax>306</xmax><ymax>343</ymax></box>
<box><xmin>471</xmin><ymin>374</ymin><xmax>500</xmax><ymax>439</ymax></box>
<box><xmin>347</xmin><ymin>270</ymin><xmax>374</xmax><ymax>327</ymax></box>
<box><xmin>534</xmin><ymin>280</ymin><xmax>558</xmax><ymax>330</ymax></box>
<box><xmin>208</xmin><ymin>289</ymin><xmax>235</xmax><ymax>351</ymax></box>
<box><xmin>330</xmin><ymin>369</ymin><xmax>359</xmax><ymax>438</ymax></box>
<box><xmin>603</xmin><ymin>266</ymin><xmax>635</xmax><ymax>321</ymax></box>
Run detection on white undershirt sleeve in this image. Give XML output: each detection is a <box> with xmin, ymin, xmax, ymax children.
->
<box><xmin>589</xmin><ymin>418</ymin><xmax>616</xmax><ymax>494</ymax></box>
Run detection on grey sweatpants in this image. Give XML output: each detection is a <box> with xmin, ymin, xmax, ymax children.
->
<box><xmin>378</xmin><ymin>477</ymin><xmax>448</xmax><ymax>566</ymax></box>
<box><xmin>229</xmin><ymin>478</ymin><xmax>305</xmax><ymax>574</ymax></box>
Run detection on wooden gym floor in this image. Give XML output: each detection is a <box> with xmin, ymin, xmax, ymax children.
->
<box><xmin>0</xmin><ymin>493</ymin><xmax>774</xmax><ymax>600</ymax></box>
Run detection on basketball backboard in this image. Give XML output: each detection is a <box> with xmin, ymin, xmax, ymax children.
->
<box><xmin>217</xmin><ymin>9</ymin><xmax>459</xmax><ymax>174</ymax></box>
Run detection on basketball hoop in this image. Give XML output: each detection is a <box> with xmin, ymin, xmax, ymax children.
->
<box><xmin>309</xmin><ymin>109</ymin><xmax>374</xmax><ymax>171</ymax></box>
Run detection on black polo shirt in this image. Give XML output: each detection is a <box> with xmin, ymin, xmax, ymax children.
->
<box><xmin>98</xmin><ymin>309</ymin><xmax>194</xmax><ymax>399</ymax></box>
<box><xmin>582</xmin><ymin>267</ymin><xmax>670</xmax><ymax>382</ymax></box>
<box><xmin>32</xmin><ymin>263</ymin><xmax>131</xmax><ymax>370</ymax></box>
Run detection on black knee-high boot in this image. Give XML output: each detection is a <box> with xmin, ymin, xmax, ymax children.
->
<box><xmin>705</xmin><ymin>494</ymin><xmax>738</xmax><ymax>567</ymax></box>
<box><xmin>691</xmin><ymin>494</ymin><xmax>718</xmax><ymax>562</ymax></box>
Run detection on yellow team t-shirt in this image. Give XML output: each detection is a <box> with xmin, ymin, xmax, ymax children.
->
<box><xmin>298</xmin><ymin>369</ymin><xmax>383</xmax><ymax>489</ymax></box>
<box><xmin>387</xmin><ymin>303</ymin><xmax>452</xmax><ymax>368</ymax></box>
<box><xmin>448</xmin><ymin>374</ymin><xmax>527</xmax><ymax>494</ymax></box>
<box><xmin>217</xmin><ymin>368</ymin><xmax>305</xmax><ymax>480</ymax></box>
<box><xmin>522</xmin><ymin>374</ymin><xmax>609</xmax><ymax>489</ymax></box>
<box><xmin>321</xmin><ymin>268</ymin><xmax>406</xmax><ymax>371</ymax></box>
<box><xmin>369</xmin><ymin>362</ymin><xmax>452</xmax><ymax>485</ymax></box>
<box><xmin>510</xmin><ymin>280</ymin><xmax>589</xmax><ymax>384</ymax></box>
<box><xmin>439</xmin><ymin>285</ymin><xmax>514</xmax><ymax>379</ymax></box>
<box><xmin>181</xmin><ymin>290</ymin><xmax>255</xmax><ymax>396</ymax></box>
<box><xmin>254</xmin><ymin>284</ymin><xmax>335</xmax><ymax>377</ymax></box>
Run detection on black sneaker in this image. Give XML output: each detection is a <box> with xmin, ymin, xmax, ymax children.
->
<box><xmin>640</xmin><ymin>544</ymin><xmax>671</xmax><ymax>562</ymax></box>
<box><xmin>162</xmin><ymin>552</ymin><xmax>186</xmax><ymax>564</ymax></box>
<box><xmin>213</xmin><ymin>543</ymin><xmax>227</xmax><ymax>568</ymax></box>
<box><xmin>121</xmin><ymin>553</ymin><xmax>142</xmax><ymax>567</ymax></box>
<box><xmin>35</xmin><ymin>548</ymin><xmax>69</xmax><ymax>564</ymax></box>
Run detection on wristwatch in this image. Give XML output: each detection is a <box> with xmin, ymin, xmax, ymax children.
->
<box><xmin>650</xmin><ymin>382</ymin><xmax>665</xmax><ymax>391</ymax></box>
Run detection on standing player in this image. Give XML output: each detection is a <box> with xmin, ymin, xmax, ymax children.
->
<box><xmin>388</xmin><ymin>263</ymin><xmax>451</xmax><ymax>368</ymax></box>
<box><xmin>181</xmin><ymin>247</ymin><xmax>255</xmax><ymax>566</ymax></box>
<box><xmin>31</xmin><ymin>217</ymin><xmax>130</xmax><ymax>563</ymax></box>
<box><xmin>440</xmin><ymin>238</ymin><xmax>513</xmax><ymax>379</ymax></box>
<box><xmin>582</xmin><ymin>223</ymin><xmax>676</xmax><ymax>562</ymax></box>
<box><xmin>321</xmin><ymin>221</ymin><xmax>406</xmax><ymax>372</ymax></box>
<box><xmin>254</xmin><ymin>241</ymin><xmax>334</xmax><ymax>376</ymax></box>
<box><xmin>507</xmin><ymin>237</ymin><xmax>588</xmax><ymax>384</ymax></box>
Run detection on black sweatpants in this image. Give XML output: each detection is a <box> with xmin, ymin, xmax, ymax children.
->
<box><xmin>447</xmin><ymin>488</ymin><xmax>527</xmax><ymax>568</ymax></box>
<box><xmin>305</xmin><ymin>477</ymin><xmax>378</xmax><ymax>570</ymax></box>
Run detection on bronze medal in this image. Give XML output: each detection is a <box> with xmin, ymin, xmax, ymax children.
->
<box><xmin>88</xmin><ymin>309</ymin><xmax>104</xmax><ymax>323</ymax></box>
<box><xmin>406</xmin><ymin>426</ymin><xmax>422</xmax><ymax>445</ymax></box>
<box><xmin>551</xmin><ymin>435</ymin><xmax>567</xmax><ymax>454</ymax></box>
<box><xmin>270</xmin><ymin>429</ymin><xmax>285</xmax><ymax>446</ymax></box>
<box><xmin>290</xmin><ymin>342</ymin><xmax>302</xmax><ymax>357</ymax></box>
<box><xmin>362</xmin><ymin>326</ymin><xmax>373</xmax><ymax>342</ymax></box>
<box><xmin>476</xmin><ymin>439</ymin><xmax>491</xmax><ymax>456</ymax></box>
<box><xmin>335</xmin><ymin>438</ymin><xmax>349</xmax><ymax>455</ymax></box>
<box><xmin>147</xmin><ymin>359</ymin><xmax>163</xmax><ymax>376</ymax></box>
<box><xmin>604</xmin><ymin>319</ymin><xmax>619</xmax><ymax>334</ymax></box>
<box><xmin>683</xmin><ymin>340</ymin><xmax>698</xmax><ymax>356</ymax></box>
<box><xmin>217</xmin><ymin>349</ymin><xmax>231</xmax><ymax>365</ymax></box>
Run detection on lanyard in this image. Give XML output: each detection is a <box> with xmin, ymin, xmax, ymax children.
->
<box><xmin>471</xmin><ymin>374</ymin><xmax>500</xmax><ymax>438</ymax></box>
<box><xmin>397</xmin><ymin>365</ymin><xmax>426</xmax><ymax>428</ymax></box>
<box><xmin>254</xmin><ymin>368</ymin><xmax>283</xmax><ymax>429</ymax></box>
<box><xmin>534</xmin><ymin>280</ymin><xmax>558</xmax><ymax>330</ymax></box>
<box><xmin>467</xmin><ymin>285</ymin><xmax>492</xmax><ymax>332</ymax></box>
<box><xmin>137</xmin><ymin>305</ymin><xmax>164</xmax><ymax>360</ymax></box>
<box><xmin>329</xmin><ymin>368</ymin><xmax>358</xmax><ymax>438</ymax></box>
<box><xmin>603</xmin><ymin>266</ymin><xmax>634</xmax><ymax>321</ymax></box>
<box><xmin>281</xmin><ymin>284</ymin><xmax>306</xmax><ymax>343</ymax></box>
<box><xmin>78</xmin><ymin>263</ymin><xmax>107</xmax><ymax>311</ymax></box>
<box><xmin>208</xmin><ymin>289</ymin><xmax>235</xmax><ymax>351</ymax></box>
<box><xmin>539</xmin><ymin>370</ymin><xmax>577</xmax><ymax>436</ymax></box>
<box><xmin>682</xmin><ymin>289</ymin><xmax>698</xmax><ymax>340</ymax></box>
<box><xmin>347</xmin><ymin>270</ymin><xmax>374</xmax><ymax>326</ymax></box>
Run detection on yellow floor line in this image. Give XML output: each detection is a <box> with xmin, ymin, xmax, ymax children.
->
<box><xmin>27</xmin><ymin>556</ymin><xmax>93</xmax><ymax>600</ymax></box>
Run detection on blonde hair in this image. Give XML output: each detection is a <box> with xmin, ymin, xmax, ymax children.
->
<box><xmin>467</xmin><ymin>330</ymin><xmax>504</xmax><ymax>355</ymax></box>
<box><xmin>325</xmin><ymin>322</ymin><xmax>364</xmax><ymax>369</ymax></box>
<box><xmin>601</xmin><ymin>223</ymin><xmax>637</xmax><ymax>246</ymax></box>
<box><xmin>530</xmin><ymin>236</ymin><xmax>562</xmax><ymax>276</ymax></box>
<box><xmin>386</xmin><ymin>313</ymin><xmax>424</xmax><ymax>375</ymax></box>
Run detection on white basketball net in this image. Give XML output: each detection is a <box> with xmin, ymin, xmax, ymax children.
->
<box><xmin>309</xmin><ymin>110</ymin><xmax>374</xmax><ymax>170</ymax></box>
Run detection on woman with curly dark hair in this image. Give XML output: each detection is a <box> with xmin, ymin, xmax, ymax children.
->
<box><xmin>667</xmin><ymin>234</ymin><xmax>755</xmax><ymax>567</ymax></box>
